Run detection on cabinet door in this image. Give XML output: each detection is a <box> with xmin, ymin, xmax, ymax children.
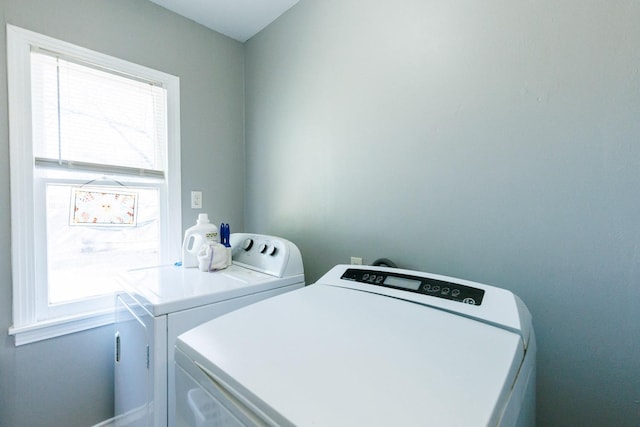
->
<box><xmin>115</xmin><ymin>293</ymin><xmax>151</xmax><ymax>426</ymax></box>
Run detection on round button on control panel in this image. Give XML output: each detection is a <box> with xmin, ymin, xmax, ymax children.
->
<box><xmin>242</xmin><ymin>238</ymin><xmax>254</xmax><ymax>251</ymax></box>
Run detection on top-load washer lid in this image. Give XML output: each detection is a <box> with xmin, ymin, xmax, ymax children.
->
<box><xmin>116</xmin><ymin>264</ymin><xmax>303</xmax><ymax>316</ymax></box>
<box><xmin>116</xmin><ymin>233</ymin><xmax>305</xmax><ymax>316</ymax></box>
<box><xmin>176</xmin><ymin>265</ymin><xmax>532</xmax><ymax>427</ymax></box>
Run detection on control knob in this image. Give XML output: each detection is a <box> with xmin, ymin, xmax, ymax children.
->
<box><xmin>257</xmin><ymin>243</ymin><xmax>277</xmax><ymax>255</ymax></box>
<box><xmin>242</xmin><ymin>238</ymin><xmax>254</xmax><ymax>251</ymax></box>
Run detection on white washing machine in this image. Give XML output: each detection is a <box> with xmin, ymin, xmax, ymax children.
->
<box><xmin>175</xmin><ymin>264</ymin><xmax>536</xmax><ymax>427</ymax></box>
<box><xmin>114</xmin><ymin>233</ymin><xmax>305</xmax><ymax>427</ymax></box>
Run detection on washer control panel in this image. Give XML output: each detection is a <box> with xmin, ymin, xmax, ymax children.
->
<box><xmin>340</xmin><ymin>268</ymin><xmax>485</xmax><ymax>306</ymax></box>
<box><xmin>229</xmin><ymin>233</ymin><xmax>304</xmax><ymax>279</ymax></box>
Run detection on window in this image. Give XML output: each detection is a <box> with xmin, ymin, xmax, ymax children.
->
<box><xmin>7</xmin><ymin>25</ymin><xmax>182</xmax><ymax>345</ymax></box>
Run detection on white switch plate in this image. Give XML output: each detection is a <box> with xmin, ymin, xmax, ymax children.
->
<box><xmin>191</xmin><ymin>191</ymin><xmax>202</xmax><ymax>209</ymax></box>
<box><xmin>350</xmin><ymin>256</ymin><xmax>363</xmax><ymax>265</ymax></box>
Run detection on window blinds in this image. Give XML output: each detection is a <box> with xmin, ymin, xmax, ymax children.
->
<box><xmin>30</xmin><ymin>49</ymin><xmax>167</xmax><ymax>178</ymax></box>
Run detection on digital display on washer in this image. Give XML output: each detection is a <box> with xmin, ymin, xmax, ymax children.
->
<box><xmin>340</xmin><ymin>268</ymin><xmax>485</xmax><ymax>306</ymax></box>
<box><xmin>383</xmin><ymin>275</ymin><xmax>422</xmax><ymax>290</ymax></box>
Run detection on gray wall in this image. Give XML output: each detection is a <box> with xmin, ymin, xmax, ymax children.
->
<box><xmin>245</xmin><ymin>1</ymin><xmax>640</xmax><ymax>426</ymax></box>
<box><xmin>0</xmin><ymin>1</ymin><xmax>244</xmax><ymax>425</ymax></box>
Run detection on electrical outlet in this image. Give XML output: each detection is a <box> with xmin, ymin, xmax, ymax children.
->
<box><xmin>190</xmin><ymin>191</ymin><xmax>202</xmax><ymax>209</ymax></box>
<box><xmin>350</xmin><ymin>256</ymin><xmax>363</xmax><ymax>265</ymax></box>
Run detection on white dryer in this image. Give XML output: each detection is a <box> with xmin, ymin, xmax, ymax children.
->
<box><xmin>114</xmin><ymin>233</ymin><xmax>304</xmax><ymax>427</ymax></box>
<box><xmin>175</xmin><ymin>264</ymin><xmax>536</xmax><ymax>427</ymax></box>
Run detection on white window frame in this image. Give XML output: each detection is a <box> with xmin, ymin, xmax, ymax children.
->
<box><xmin>7</xmin><ymin>25</ymin><xmax>182</xmax><ymax>345</ymax></box>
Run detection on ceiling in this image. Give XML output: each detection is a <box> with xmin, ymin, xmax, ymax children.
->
<box><xmin>148</xmin><ymin>0</ymin><xmax>299</xmax><ymax>43</ymax></box>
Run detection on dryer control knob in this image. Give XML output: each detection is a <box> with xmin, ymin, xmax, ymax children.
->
<box><xmin>258</xmin><ymin>243</ymin><xmax>268</xmax><ymax>253</ymax></box>
<box><xmin>242</xmin><ymin>238</ymin><xmax>254</xmax><ymax>251</ymax></box>
<box><xmin>266</xmin><ymin>245</ymin><xmax>277</xmax><ymax>256</ymax></box>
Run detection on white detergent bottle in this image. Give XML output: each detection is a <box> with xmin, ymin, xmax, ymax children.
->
<box><xmin>181</xmin><ymin>213</ymin><xmax>219</xmax><ymax>268</ymax></box>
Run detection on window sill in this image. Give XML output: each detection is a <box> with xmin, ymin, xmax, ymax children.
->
<box><xmin>9</xmin><ymin>309</ymin><xmax>115</xmax><ymax>346</ymax></box>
